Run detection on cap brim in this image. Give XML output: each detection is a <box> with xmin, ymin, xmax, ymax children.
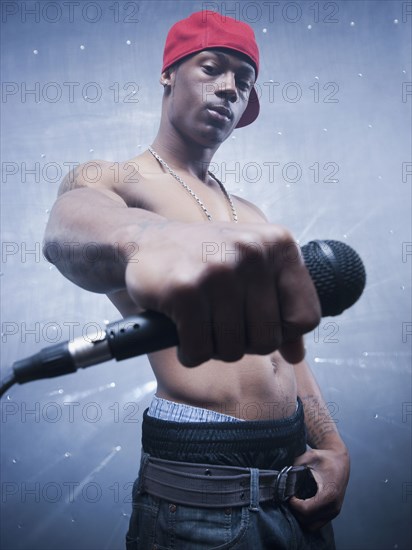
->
<box><xmin>235</xmin><ymin>86</ymin><xmax>259</xmax><ymax>128</ymax></box>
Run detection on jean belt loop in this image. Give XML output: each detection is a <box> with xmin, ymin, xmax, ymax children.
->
<box><xmin>249</xmin><ymin>468</ymin><xmax>260</xmax><ymax>512</ymax></box>
<box><xmin>136</xmin><ymin>452</ymin><xmax>150</xmax><ymax>494</ymax></box>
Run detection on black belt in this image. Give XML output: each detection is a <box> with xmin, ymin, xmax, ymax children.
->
<box><xmin>140</xmin><ymin>456</ymin><xmax>317</xmax><ymax>508</ymax></box>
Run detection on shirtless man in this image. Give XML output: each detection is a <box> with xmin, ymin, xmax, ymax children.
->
<box><xmin>44</xmin><ymin>10</ymin><xmax>349</xmax><ymax>549</ymax></box>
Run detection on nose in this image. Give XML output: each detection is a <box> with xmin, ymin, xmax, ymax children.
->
<box><xmin>215</xmin><ymin>71</ymin><xmax>238</xmax><ymax>103</ymax></box>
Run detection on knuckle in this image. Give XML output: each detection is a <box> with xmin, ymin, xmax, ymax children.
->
<box><xmin>263</xmin><ymin>224</ymin><xmax>294</xmax><ymax>246</ymax></box>
<box><xmin>276</xmin><ymin>225</ymin><xmax>295</xmax><ymax>244</ymax></box>
<box><xmin>237</xmin><ymin>243</ymin><xmax>265</xmax><ymax>271</ymax></box>
<box><xmin>166</xmin><ymin>277</ymin><xmax>202</xmax><ymax>309</ymax></box>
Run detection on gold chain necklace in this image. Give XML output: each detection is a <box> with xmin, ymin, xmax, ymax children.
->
<box><xmin>148</xmin><ymin>147</ymin><xmax>238</xmax><ymax>223</ymax></box>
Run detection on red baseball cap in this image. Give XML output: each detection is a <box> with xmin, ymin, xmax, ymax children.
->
<box><xmin>162</xmin><ymin>10</ymin><xmax>260</xmax><ymax>128</ymax></box>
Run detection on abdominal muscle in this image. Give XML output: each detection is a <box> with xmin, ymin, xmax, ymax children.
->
<box><xmin>148</xmin><ymin>347</ymin><xmax>298</xmax><ymax>421</ymax></box>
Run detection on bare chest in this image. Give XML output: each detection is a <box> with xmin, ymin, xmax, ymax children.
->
<box><xmin>113</xmin><ymin>162</ymin><xmax>261</xmax><ymax>224</ymax></box>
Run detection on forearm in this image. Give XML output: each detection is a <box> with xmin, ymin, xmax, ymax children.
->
<box><xmin>43</xmin><ymin>187</ymin><xmax>167</xmax><ymax>293</ymax></box>
<box><xmin>43</xmin><ymin>185</ymin><xmax>321</xmax><ymax>366</ymax></box>
<box><xmin>291</xmin><ymin>358</ymin><xmax>350</xmax><ymax>528</ymax></box>
<box><xmin>294</xmin><ymin>359</ymin><xmax>346</xmax><ymax>452</ymax></box>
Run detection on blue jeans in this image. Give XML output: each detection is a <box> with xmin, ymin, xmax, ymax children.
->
<box><xmin>126</xmin><ymin>400</ymin><xmax>335</xmax><ymax>549</ymax></box>
<box><xmin>126</xmin><ymin>456</ymin><xmax>335</xmax><ymax>549</ymax></box>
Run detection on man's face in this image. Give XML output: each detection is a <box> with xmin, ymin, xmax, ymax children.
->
<box><xmin>164</xmin><ymin>49</ymin><xmax>256</xmax><ymax>147</ymax></box>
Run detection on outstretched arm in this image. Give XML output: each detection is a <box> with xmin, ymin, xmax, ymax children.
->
<box><xmin>44</xmin><ymin>163</ymin><xmax>321</xmax><ymax>367</ymax></box>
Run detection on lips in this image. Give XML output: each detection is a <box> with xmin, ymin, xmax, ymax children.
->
<box><xmin>207</xmin><ymin>104</ymin><xmax>233</xmax><ymax>123</ymax></box>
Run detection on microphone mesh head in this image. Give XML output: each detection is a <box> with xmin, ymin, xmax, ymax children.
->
<box><xmin>301</xmin><ymin>240</ymin><xmax>366</xmax><ymax>316</ymax></box>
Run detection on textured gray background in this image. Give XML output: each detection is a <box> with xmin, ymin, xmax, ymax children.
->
<box><xmin>1</xmin><ymin>1</ymin><xmax>411</xmax><ymax>549</ymax></box>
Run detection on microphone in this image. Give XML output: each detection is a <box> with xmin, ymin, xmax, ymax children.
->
<box><xmin>1</xmin><ymin>240</ymin><xmax>366</xmax><ymax>394</ymax></box>
<box><xmin>301</xmin><ymin>240</ymin><xmax>366</xmax><ymax>317</ymax></box>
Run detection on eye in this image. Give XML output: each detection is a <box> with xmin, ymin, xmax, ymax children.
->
<box><xmin>237</xmin><ymin>80</ymin><xmax>252</xmax><ymax>92</ymax></box>
<box><xmin>203</xmin><ymin>64</ymin><xmax>218</xmax><ymax>75</ymax></box>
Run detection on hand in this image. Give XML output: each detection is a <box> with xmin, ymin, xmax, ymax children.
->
<box><xmin>289</xmin><ymin>445</ymin><xmax>350</xmax><ymax>531</ymax></box>
<box><xmin>125</xmin><ymin>221</ymin><xmax>321</xmax><ymax>366</ymax></box>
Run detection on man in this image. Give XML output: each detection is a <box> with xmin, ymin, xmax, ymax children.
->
<box><xmin>44</xmin><ymin>10</ymin><xmax>349</xmax><ymax>549</ymax></box>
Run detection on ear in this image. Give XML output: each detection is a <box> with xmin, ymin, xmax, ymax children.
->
<box><xmin>160</xmin><ymin>69</ymin><xmax>172</xmax><ymax>88</ymax></box>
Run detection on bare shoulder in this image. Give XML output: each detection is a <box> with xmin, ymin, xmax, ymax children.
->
<box><xmin>232</xmin><ymin>194</ymin><xmax>268</xmax><ymax>223</ymax></box>
<box><xmin>57</xmin><ymin>157</ymin><xmax>143</xmax><ymax>196</ymax></box>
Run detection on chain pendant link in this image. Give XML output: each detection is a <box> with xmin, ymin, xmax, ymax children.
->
<box><xmin>148</xmin><ymin>147</ymin><xmax>238</xmax><ymax>223</ymax></box>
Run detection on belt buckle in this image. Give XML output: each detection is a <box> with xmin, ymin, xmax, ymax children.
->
<box><xmin>273</xmin><ymin>465</ymin><xmax>293</xmax><ymax>503</ymax></box>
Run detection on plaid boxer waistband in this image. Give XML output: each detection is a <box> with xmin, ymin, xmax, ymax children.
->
<box><xmin>140</xmin><ymin>455</ymin><xmax>317</xmax><ymax>508</ymax></box>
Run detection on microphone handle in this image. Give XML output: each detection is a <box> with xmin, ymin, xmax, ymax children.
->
<box><xmin>106</xmin><ymin>311</ymin><xmax>178</xmax><ymax>360</ymax></box>
<box><xmin>11</xmin><ymin>311</ymin><xmax>178</xmax><ymax>384</ymax></box>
